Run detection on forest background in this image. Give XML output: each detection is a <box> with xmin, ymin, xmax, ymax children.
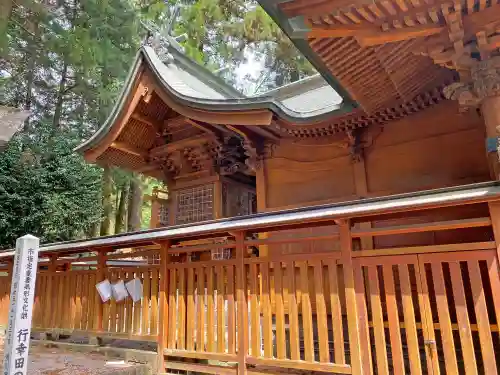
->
<box><xmin>0</xmin><ymin>0</ymin><xmax>314</xmax><ymax>248</ymax></box>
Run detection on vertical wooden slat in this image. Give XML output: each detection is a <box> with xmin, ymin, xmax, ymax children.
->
<box><xmin>56</xmin><ymin>274</ymin><xmax>65</xmax><ymax>329</ymax></box>
<box><xmin>168</xmin><ymin>267</ymin><xmax>177</xmax><ymax>348</ymax></box>
<box><xmin>81</xmin><ymin>273</ymin><xmax>89</xmax><ymax>331</ymax></box>
<box><xmin>327</xmin><ymin>260</ymin><xmax>345</xmax><ymax>364</ymax></box>
<box><xmin>150</xmin><ymin>268</ymin><xmax>159</xmax><ymax>335</ymax></box>
<box><xmin>62</xmin><ymin>274</ymin><xmax>71</xmax><ymax>329</ymax></box>
<box><xmin>88</xmin><ymin>273</ymin><xmax>96</xmax><ymax>331</ymax></box>
<box><xmin>196</xmin><ymin>266</ymin><xmax>205</xmax><ymax>352</ymax></box>
<box><xmin>249</xmin><ymin>263</ymin><xmax>261</xmax><ymax>357</ymax></box>
<box><xmin>71</xmin><ymin>274</ymin><xmax>78</xmax><ymax>331</ymax></box>
<box><xmin>274</xmin><ymin>262</ymin><xmax>286</xmax><ymax>360</ymax></box>
<box><xmin>133</xmin><ymin>273</ymin><xmax>142</xmax><ymax>334</ymax></box>
<box><xmin>226</xmin><ymin>265</ymin><xmax>236</xmax><ymax>354</ymax></box>
<box><xmin>235</xmin><ymin>232</ymin><xmax>248</xmax><ymax>375</ymax></box>
<box><xmin>486</xmin><ymin>255</ymin><xmax>500</xmax><ymax>362</ymax></box>
<box><xmin>142</xmin><ymin>269</ymin><xmax>151</xmax><ymax>335</ymax></box>
<box><xmin>216</xmin><ymin>265</ymin><xmax>225</xmax><ymax>353</ymax></box>
<box><xmin>353</xmin><ymin>264</ymin><xmax>373</xmax><ymax>374</ymax></box>
<box><xmin>367</xmin><ymin>265</ymin><xmax>389</xmax><ymax>375</ymax></box>
<box><xmin>383</xmin><ymin>265</ymin><xmax>405</xmax><ymax>375</ymax></box>
<box><xmin>448</xmin><ymin>261</ymin><xmax>477</xmax><ymax>375</ymax></box>
<box><xmin>415</xmin><ymin>260</ymin><xmax>440</xmax><ymax>375</ymax></box>
<box><xmin>286</xmin><ymin>261</ymin><xmax>300</xmax><ymax>360</ymax></box>
<box><xmin>125</xmin><ymin>273</ymin><xmax>134</xmax><ymax>335</ymax></box>
<box><xmin>399</xmin><ymin>264</ymin><xmax>422</xmax><ymax>375</ymax></box>
<box><xmin>186</xmin><ymin>267</ymin><xmax>195</xmax><ymax>351</ymax></box>
<box><xmin>44</xmin><ymin>256</ymin><xmax>57</xmax><ymax>329</ymax></box>
<box><xmin>261</xmin><ymin>261</ymin><xmax>273</xmax><ymax>358</ymax></box>
<box><xmin>95</xmin><ymin>251</ymin><xmax>107</xmax><ymax>332</ymax></box>
<box><xmin>116</xmin><ymin>271</ymin><xmax>124</xmax><ymax>333</ymax></box>
<box><xmin>431</xmin><ymin>262</ymin><xmax>458</xmax><ymax>374</ymax></box>
<box><xmin>468</xmin><ymin>260</ymin><xmax>497</xmax><ymax>374</ymax></box>
<box><xmin>300</xmin><ymin>262</ymin><xmax>314</xmax><ymax>362</ymax></box>
<box><xmin>75</xmin><ymin>273</ymin><xmax>83</xmax><ymax>330</ymax></box>
<box><xmin>157</xmin><ymin>243</ymin><xmax>170</xmax><ymax>371</ymax></box>
<box><xmin>178</xmin><ymin>267</ymin><xmax>186</xmax><ymax>350</ymax></box>
<box><xmin>206</xmin><ymin>266</ymin><xmax>215</xmax><ymax>352</ymax></box>
<box><xmin>313</xmin><ymin>261</ymin><xmax>329</xmax><ymax>363</ymax></box>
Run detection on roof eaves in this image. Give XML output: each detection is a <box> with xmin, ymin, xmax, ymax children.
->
<box><xmin>74</xmin><ymin>50</ymin><xmax>144</xmax><ymax>154</ymax></box>
<box><xmin>257</xmin><ymin>0</ymin><xmax>358</xmax><ymax>111</ymax></box>
<box><xmin>143</xmin><ymin>47</ymin><xmax>353</xmax><ymax>122</ymax></box>
<box><xmin>167</xmin><ymin>46</ymin><xmax>245</xmax><ymax>99</ymax></box>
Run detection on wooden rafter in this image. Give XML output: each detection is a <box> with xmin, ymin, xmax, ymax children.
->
<box><xmin>110</xmin><ymin>141</ymin><xmax>148</xmax><ymax>158</ymax></box>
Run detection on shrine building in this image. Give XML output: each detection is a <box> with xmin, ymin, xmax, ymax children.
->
<box><xmin>2</xmin><ymin>1</ymin><xmax>500</xmax><ymax>374</ymax></box>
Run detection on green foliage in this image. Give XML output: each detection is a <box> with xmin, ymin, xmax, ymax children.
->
<box><xmin>0</xmin><ymin>0</ymin><xmax>313</xmax><ymax>246</ymax></box>
<box><xmin>0</xmin><ymin>123</ymin><xmax>102</xmax><ymax>248</ymax></box>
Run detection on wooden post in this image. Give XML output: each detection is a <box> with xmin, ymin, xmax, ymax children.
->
<box><xmin>488</xmin><ymin>202</ymin><xmax>500</xmax><ymax>264</ymax></box>
<box><xmin>338</xmin><ymin>220</ymin><xmax>365</xmax><ymax>375</ymax></box>
<box><xmin>157</xmin><ymin>241</ymin><xmax>170</xmax><ymax>372</ymax></box>
<box><xmin>150</xmin><ymin>188</ymin><xmax>160</xmax><ymax>229</ymax></box>
<box><xmin>235</xmin><ymin>232</ymin><xmax>248</xmax><ymax>375</ymax></box>
<box><xmin>46</xmin><ymin>254</ymin><xmax>57</xmax><ymax>331</ymax></box>
<box><xmin>481</xmin><ymin>96</ymin><xmax>500</xmax><ymax>180</ymax></box>
<box><xmin>95</xmin><ymin>250</ymin><xmax>107</xmax><ymax>333</ymax></box>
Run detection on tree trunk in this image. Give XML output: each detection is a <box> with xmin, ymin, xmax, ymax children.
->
<box><xmin>0</xmin><ymin>0</ymin><xmax>13</xmax><ymax>56</ymax></box>
<box><xmin>127</xmin><ymin>173</ymin><xmax>143</xmax><ymax>232</ymax></box>
<box><xmin>100</xmin><ymin>165</ymin><xmax>113</xmax><ymax>236</ymax></box>
<box><xmin>23</xmin><ymin>19</ymin><xmax>39</xmax><ymax>131</ymax></box>
<box><xmin>115</xmin><ymin>184</ymin><xmax>129</xmax><ymax>234</ymax></box>
<box><xmin>52</xmin><ymin>61</ymin><xmax>68</xmax><ymax>128</ymax></box>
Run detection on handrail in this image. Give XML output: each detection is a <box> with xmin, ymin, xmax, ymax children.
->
<box><xmin>0</xmin><ymin>181</ymin><xmax>499</xmax><ymax>258</ymax></box>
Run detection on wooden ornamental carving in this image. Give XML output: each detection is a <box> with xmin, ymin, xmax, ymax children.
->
<box><xmin>444</xmin><ymin>56</ymin><xmax>500</xmax><ymax>109</ymax></box>
<box><xmin>215</xmin><ymin>136</ymin><xmax>249</xmax><ymax>176</ymax></box>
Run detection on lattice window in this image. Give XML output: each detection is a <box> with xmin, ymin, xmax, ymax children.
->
<box><xmin>175</xmin><ymin>184</ymin><xmax>214</xmax><ymax>224</ymax></box>
<box><xmin>158</xmin><ymin>202</ymin><xmax>169</xmax><ymax>226</ymax></box>
<box><xmin>223</xmin><ymin>182</ymin><xmax>256</xmax><ymax>218</ymax></box>
<box><xmin>211</xmin><ymin>248</ymin><xmax>231</xmax><ymax>260</ymax></box>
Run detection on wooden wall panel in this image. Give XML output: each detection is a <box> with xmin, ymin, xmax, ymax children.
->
<box><xmin>266</xmin><ymin>156</ymin><xmax>355</xmax><ymax>208</ymax></box>
<box><xmin>365</xmin><ymin>103</ymin><xmax>488</xmax><ymax>195</ymax></box>
<box><xmin>265</xmin><ymin>101</ymin><xmax>489</xmax><ymax>211</ymax></box>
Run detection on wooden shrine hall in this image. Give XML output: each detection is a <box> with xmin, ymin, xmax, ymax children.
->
<box><xmin>4</xmin><ymin>0</ymin><xmax>500</xmax><ymax>374</ymax></box>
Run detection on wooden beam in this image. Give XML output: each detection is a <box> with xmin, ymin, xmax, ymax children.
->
<box><xmin>185</xmin><ymin>118</ymin><xmax>223</xmax><ymax>137</ymax></box>
<box><xmin>357</xmin><ymin>25</ymin><xmax>443</xmax><ymax>46</ymax></box>
<box><xmin>110</xmin><ymin>141</ymin><xmax>148</xmax><ymax>158</ymax></box>
<box><xmin>149</xmin><ymin>134</ymin><xmax>214</xmax><ymax>158</ymax></box>
<box><xmin>307</xmin><ymin>24</ymin><xmax>442</xmax><ymax>45</ymax></box>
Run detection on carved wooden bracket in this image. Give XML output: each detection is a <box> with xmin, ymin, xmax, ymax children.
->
<box><xmin>443</xmin><ymin>56</ymin><xmax>500</xmax><ymax>109</ymax></box>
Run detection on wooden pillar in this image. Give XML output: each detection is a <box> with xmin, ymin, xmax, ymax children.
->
<box><xmin>95</xmin><ymin>250</ymin><xmax>107</xmax><ymax>332</ymax></box>
<box><xmin>488</xmin><ymin>202</ymin><xmax>500</xmax><ymax>264</ymax></box>
<box><xmin>338</xmin><ymin>220</ymin><xmax>365</xmax><ymax>374</ymax></box>
<box><xmin>353</xmin><ymin>156</ymin><xmax>374</xmax><ymax>250</ymax></box>
<box><xmin>481</xmin><ymin>96</ymin><xmax>500</xmax><ymax>180</ymax></box>
<box><xmin>46</xmin><ymin>254</ymin><xmax>57</xmax><ymax>330</ymax></box>
<box><xmin>256</xmin><ymin>159</ymin><xmax>269</xmax><ymax>257</ymax></box>
<box><xmin>235</xmin><ymin>232</ymin><xmax>248</xmax><ymax>375</ymax></box>
<box><xmin>150</xmin><ymin>187</ymin><xmax>160</xmax><ymax>229</ymax></box>
<box><xmin>157</xmin><ymin>241</ymin><xmax>170</xmax><ymax>372</ymax></box>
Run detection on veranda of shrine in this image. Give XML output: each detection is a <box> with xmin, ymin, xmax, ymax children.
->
<box><xmin>3</xmin><ymin>0</ymin><xmax>500</xmax><ymax>374</ymax></box>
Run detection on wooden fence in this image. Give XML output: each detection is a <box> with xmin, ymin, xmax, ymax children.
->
<box><xmin>1</xmin><ymin>197</ymin><xmax>500</xmax><ymax>374</ymax></box>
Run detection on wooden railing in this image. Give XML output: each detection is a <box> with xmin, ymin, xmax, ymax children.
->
<box><xmin>1</xmin><ymin>184</ymin><xmax>500</xmax><ymax>374</ymax></box>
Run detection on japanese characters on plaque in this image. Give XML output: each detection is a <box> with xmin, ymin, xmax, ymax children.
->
<box><xmin>3</xmin><ymin>235</ymin><xmax>39</xmax><ymax>375</ymax></box>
